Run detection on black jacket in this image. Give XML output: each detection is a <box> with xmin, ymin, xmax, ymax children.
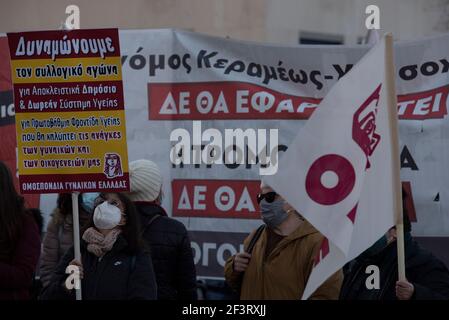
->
<box><xmin>40</xmin><ymin>235</ymin><xmax>157</xmax><ymax>300</ymax></box>
<box><xmin>340</xmin><ymin>233</ymin><xmax>449</xmax><ymax>300</ymax></box>
<box><xmin>136</xmin><ymin>202</ymin><xmax>197</xmax><ymax>300</ymax></box>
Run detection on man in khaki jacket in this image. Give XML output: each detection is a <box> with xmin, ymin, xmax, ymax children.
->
<box><xmin>224</xmin><ymin>183</ymin><xmax>342</xmax><ymax>300</ymax></box>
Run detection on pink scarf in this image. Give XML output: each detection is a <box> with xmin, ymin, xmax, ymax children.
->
<box><xmin>82</xmin><ymin>227</ymin><xmax>122</xmax><ymax>257</ymax></box>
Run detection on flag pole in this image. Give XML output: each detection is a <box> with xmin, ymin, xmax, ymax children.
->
<box><xmin>59</xmin><ymin>17</ymin><xmax>82</xmax><ymax>301</ymax></box>
<box><xmin>72</xmin><ymin>191</ymin><xmax>82</xmax><ymax>300</ymax></box>
<box><xmin>384</xmin><ymin>33</ymin><xmax>406</xmax><ymax>281</ymax></box>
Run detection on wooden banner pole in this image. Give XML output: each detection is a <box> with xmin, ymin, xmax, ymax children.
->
<box><xmin>71</xmin><ymin>192</ymin><xmax>82</xmax><ymax>300</ymax></box>
<box><xmin>385</xmin><ymin>33</ymin><xmax>406</xmax><ymax>281</ymax></box>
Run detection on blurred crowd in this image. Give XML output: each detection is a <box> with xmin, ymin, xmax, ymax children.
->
<box><xmin>1</xmin><ymin>159</ymin><xmax>449</xmax><ymax>300</ymax></box>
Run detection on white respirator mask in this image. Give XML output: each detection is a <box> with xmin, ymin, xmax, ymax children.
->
<box><xmin>93</xmin><ymin>201</ymin><xmax>122</xmax><ymax>230</ymax></box>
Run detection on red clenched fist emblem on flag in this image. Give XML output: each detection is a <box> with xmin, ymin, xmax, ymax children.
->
<box><xmin>353</xmin><ymin>84</ymin><xmax>382</xmax><ymax>169</ymax></box>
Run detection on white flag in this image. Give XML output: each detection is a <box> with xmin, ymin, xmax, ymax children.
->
<box><xmin>264</xmin><ymin>35</ymin><xmax>397</xmax><ymax>299</ymax></box>
<box><xmin>364</xmin><ymin>29</ymin><xmax>381</xmax><ymax>45</ymax></box>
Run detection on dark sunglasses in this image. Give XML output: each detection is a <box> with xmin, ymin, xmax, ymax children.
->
<box><xmin>257</xmin><ymin>191</ymin><xmax>277</xmax><ymax>204</ymax></box>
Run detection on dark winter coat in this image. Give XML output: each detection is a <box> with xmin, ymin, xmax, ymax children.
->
<box><xmin>0</xmin><ymin>213</ymin><xmax>41</xmax><ymax>300</ymax></box>
<box><xmin>340</xmin><ymin>233</ymin><xmax>449</xmax><ymax>300</ymax></box>
<box><xmin>135</xmin><ymin>202</ymin><xmax>197</xmax><ymax>300</ymax></box>
<box><xmin>40</xmin><ymin>235</ymin><xmax>157</xmax><ymax>300</ymax></box>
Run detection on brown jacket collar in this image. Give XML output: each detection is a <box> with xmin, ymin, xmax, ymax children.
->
<box><xmin>264</xmin><ymin>220</ymin><xmax>319</xmax><ymax>261</ymax></box>
<box><xmin>284</xmin><ymin>220</ymin><xmax>319</xmax><ymax>241</ymax></box>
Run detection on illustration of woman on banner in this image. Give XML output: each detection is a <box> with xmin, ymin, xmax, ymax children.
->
<box><xmin>104</xmin><ymin>153</ymin><xmax>123</xmax><ymax>179</ymax></box>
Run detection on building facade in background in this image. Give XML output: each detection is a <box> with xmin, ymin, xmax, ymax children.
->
<box><xmin>1</xmin><ymin>0</ymin><xmax>448</xmax><ymax>44</ymax></box>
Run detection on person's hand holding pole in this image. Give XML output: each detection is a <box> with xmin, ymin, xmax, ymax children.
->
<box><xmin>396</xmin><ymin>279</ymin><xmax>414</xmax><ymax>300</ymax></box>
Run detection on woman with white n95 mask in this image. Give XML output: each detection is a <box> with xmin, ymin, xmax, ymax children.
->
<box><xmin>40</xmin><ymin>193</ymin><xmax>157</xmax><ymax>300</ymax></box>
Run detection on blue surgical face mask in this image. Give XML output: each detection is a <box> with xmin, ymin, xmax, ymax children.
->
<box><xmin>260</xmin><ymin>199</ymin><xmax>289</xmax><ymax>229</ymax></box>
<box><xmin>81</xmin><ymin>192</ymin><xmax>100</xmax><ymax>214</ymax></box>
